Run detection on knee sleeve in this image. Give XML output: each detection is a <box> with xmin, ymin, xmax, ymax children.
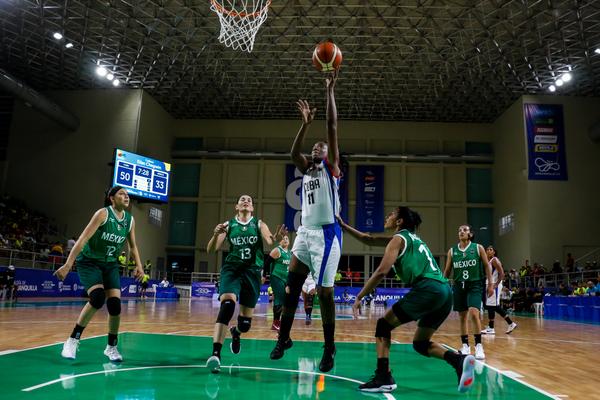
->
<box><xmin>216</xmin><ymin>299</ymin><xmax>236</xmax><ymax>324</ymax></box>
<box><xmin>284</xmin><ymin>271</ymin><xmax>306</xmax><ymax>309</ymax></box>
<box><xmin>375</xmin><ymin>318</ymin><xmax>394</xmax><ymax>340</ymax></box>
<box><xmin>237</xmin><ymin>316</ymin><xmax>252</xmax><ymax>333</ymax></box>
<box><xmin>88</xmin><ymin>288</ymin><xmax>106</xmax><ymax>309</ymax></box>
<box><xmin>413</xmin><ymin>340</ymin><xmax>432</xmax><ymax>357</ymax></box>
<box><xmin>106</xmin><ymin>297</ymin><xmax>121</xmax><ymax>316</ymax></box>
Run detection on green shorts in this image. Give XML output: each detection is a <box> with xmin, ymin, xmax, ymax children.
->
<box><xmin>452</xmin><ymin>280</ymin><xmax>483</xmax><ymax>312</ymax></box>
<box><xmin>76</xmin><ymin>257</ymin><xmax>121</xmax><ymax>292</ymax></box>
<box><xmin>219</xmin><ymin>263</ymin><xmax>262</xmax><ymax>308</ymax></box>
<box><xmin>270</xmin><ymin>275</ymin><xmax>286</xmax><ymax>307</ymax></box>
<box><xmin>392</xmin><ymin>279</ymin><xmax>452</xmax><ymax>330</ymax></box>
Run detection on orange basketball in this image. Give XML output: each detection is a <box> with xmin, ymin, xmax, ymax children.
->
<box><xmin>312</xmin><ymin>40</ymin><xmax>342</xmax><ymax>72</ymax></box>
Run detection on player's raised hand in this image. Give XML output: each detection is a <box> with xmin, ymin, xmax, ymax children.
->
<box><xmin>352</xmin><ymin>298</ymin><xmax>362</xmax><ymax>320</ymax></box>
<box><xmin>326</xmin><ymin>69</ymin><xmax>339</xmax><ymax>89</ymax></box>
<box><xmin>297</xmin><ymin>100</ymin><xmax>316</xmax><ymax>125</ymax></box>
<box><xmin>213</xmin><ymin>223</ymin><xmax>227</xmax><ymax>235</ymax></box>
<box><xmin>274</xmin><ymin>224</ymin><xmax>288</xmax><ymax>242</ymax></box>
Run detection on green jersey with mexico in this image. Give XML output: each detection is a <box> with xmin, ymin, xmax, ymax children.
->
<box><xmin>393</xmin><ymin>229</ymin><xmax>446</xmax><ymax>285</ymax></box>
<box><xmin>451</xmin><ymin>241</ymin><xmax>483</xmax><ymax>282</ymax></box>
<box><xmin>78</xmin><ymin>206</ymin><xmax>133</xmax><ymax>264</ymax></box>
<box><xmin>271</xmin><ymin>246</ymin><xmax>291</xmax><ymax>281</ymax></box>
<box><xmin>224</xmin><ymin>216</ymin><xmax>264</xmax><ymax>270</ymax></box>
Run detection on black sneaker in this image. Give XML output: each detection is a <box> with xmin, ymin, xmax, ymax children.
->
<box><xmin>318</xmin><ymin>344</ymin><xmax>336</xmax><ymax>372</ymax></box>
<box><xmin>270</xmin><ymin>338</ymin><xmax>293</xmax><ymax>360</ymax></box>
<box><xmin>358</xmin><ymin>371</ymin><xmax>397</xmax><ymax>393</ymax></box>
<box><xmin>230</xmin><ymin>327</ymin><xmax>241</xmax><ymax>354</ymax></box>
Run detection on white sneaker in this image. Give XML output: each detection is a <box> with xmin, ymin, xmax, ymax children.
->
<box><xmin>206</xmin><ymin>355</ymin><xmax>221</xmax><ymax>374</ymax></box>
<box><xmin>61</xmin><ymin>337</ymin><xmax>79</xmax><ymax>360</ymax></box>
<box><xmin>103</xmin><ymin>345</ymin><xmax>123</xmax><ymax>362</ymax></box>
<box><xmin>460</xmin><ymin>343</ymin><xmax>471</xmax><ymax>355</ymax></box>
<box><xmin>481</xmin><ymin>327</ymin><xmax>495</xmax><ymax>335</ymax></box>
<box><xmin>506</xmin><ymin>322</ymin><xmax>518</xmax><ymax>334</ymax></box>
<box><xmin>475</xmin><ymin>343</ymin><xmax>485</xmax><ymax>360</ymax></box>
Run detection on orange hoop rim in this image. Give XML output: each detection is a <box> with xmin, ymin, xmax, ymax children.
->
<box><xmin>210</xmin><ymin>0</ymin><xmax>271</xmax><ymax>18</ymax></box>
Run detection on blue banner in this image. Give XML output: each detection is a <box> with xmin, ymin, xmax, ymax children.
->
<box><xmin>285</xmin><ymin>163</ymin><xmax>349</xmax><ymax>231</ymax></box>
<box><xmin>191</xmin><ymin>282</ymin><xmax>217</xmax><ymax>298</ymax></box>
<box><xmin>3</xmin><ymin>267</ymin><xmax>158</xmax><ymax>298</ymax></box>
<box><xmin>356</xmin><ymin>165</ymin><xmax>385</xmax><ymax>231</ymax></box>
<box><xmin>524</xmin><ymin>104</ymin><xmax>568</xmax><ymax>180</ymax></box>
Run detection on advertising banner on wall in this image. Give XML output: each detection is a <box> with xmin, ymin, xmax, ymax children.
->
<box><xmin>524</xmin><ymin>103</ymin><xmax>568</xmax><ymax>180</ymax></box>
<box><xmin>356</xmin><ymin>165</ymin><xmax>385</xmax><ymax>231</ymax></box>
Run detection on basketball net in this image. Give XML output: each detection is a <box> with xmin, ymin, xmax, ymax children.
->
<box><xmin>210</xmin><ymin>0</ymin><xmax>271</xmax><ymax>52</ymax></box>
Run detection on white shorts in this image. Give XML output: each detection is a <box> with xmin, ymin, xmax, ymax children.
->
<box><xmin>292</xmin><ymin>223</ymin><xmax>342</xmax><ymax>288</ymax></box>
<box><xmin>302</xmin><ymin>274</ymin><xmax>316</xmax><ymax>293</ymax></box>
<box><xmin>485</xmin><ymin>282</ymin><xmax>502</xmax><ymax>307</ymax></box>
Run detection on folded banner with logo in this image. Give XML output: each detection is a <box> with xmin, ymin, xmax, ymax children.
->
<box><xmin>524</xmin><ymin>103</ymin><xmax>568</xmax><ymax>180</ymax></box>
<box><xmin>356</xmin><ymin>165</ymin><xmax>384</xmax><ymax>231</ymax></box>
<box><xmin>285</xmin><ymin>162</ymin><xmax>349</xmax><ymax>231</ymax></box>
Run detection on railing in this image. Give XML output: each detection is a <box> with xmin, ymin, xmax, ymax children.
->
<box><xmin>0</xmin><ymin>248</ymin><xmax>66</xmax><ymax>271</ymax></box>
<box><xmin>505</xmin><ymin>269</ymin><xmax>600</xmax><ymax>289</ymax></box>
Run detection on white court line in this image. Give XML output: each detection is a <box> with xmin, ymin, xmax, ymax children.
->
<box><xmin>22</xmin><ymin>363</ymin><xmax>396</xmax><ymax>399</ymax></box>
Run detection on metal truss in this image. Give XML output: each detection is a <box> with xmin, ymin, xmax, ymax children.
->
<box><xmin>1</xmin><ymin>0</ymin><xmax>600</xmax><ymax>122</ymax></box>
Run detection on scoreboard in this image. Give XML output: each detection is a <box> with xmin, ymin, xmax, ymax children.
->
<box><xmin>112</xmin><ymin>149</ymin><xmax>171</xmax><ymax>203</ymax></box>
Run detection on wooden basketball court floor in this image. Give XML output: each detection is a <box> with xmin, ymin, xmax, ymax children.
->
<box><xmin>0</xmin><ymin>298</ymin><xmax>596</xmax><ymax>399</ymax></box>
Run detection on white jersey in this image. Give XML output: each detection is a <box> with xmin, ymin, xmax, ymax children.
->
<box><xmin>486</xmin><ymin>257</ymin><xmax>502</xmax><ymax>306</ymax></box>
<box><xmin>487</xmin><ymin>257</ymin><xmax>500</xmax><ymax>284</ymax></box>
<box><xmin>301</xmin><ymin>160</ymin><xmax>341</xmax><ymax>228</ymax></box>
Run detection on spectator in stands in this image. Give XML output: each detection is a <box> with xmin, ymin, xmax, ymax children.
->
<box><xmin>533</xmin><ymin>285</ymin><xmax>545</xmax><ymax>303</ymax></box>
<box><xmin>551</xmin><ymin>260</ymin><xmax>562</xmax><ymax>274</ymax></box>
<box><xmin>573</xmin><ymin>281</ymin><xmax>588</xmax><ymax>296</ymax></box>
<box><xmin>512</xmin><ymin>287</ymin><xmax>526</xmax><ymax>312</ymax></box>
<box><xmin>585</xmin><ymin>281</ymin><xmax>599</xmax><ymax>296</ymax></box>
<box><xmin>335</xmin><ymin>270</ymin><xmax>342</xmax><ymax>283</ymax></box>
<box><xmin>345</xmin><ymin>267</ymin><xmax>353</xmax><ymax>284</ymax></box>
<box><xmin>50</xmin><ymin>242</ymin><xmax>64</xmax><ymax>256</ymax></box>
<box><xmin>139</xmin><ymin>273</ymin><xmax>150</xmax><ymax>298</ymax></box>
<box><xmin>118</xmin><ymin>251</ymin><xmax>127</xmax><ymax>276</ymax></box>
<box><xmin>509</xmin><ymin>269</ymin><xmax>519</xmax><ymax>287</ymax></box>
<box><xmin>500</xmin><ymin>287</ymin><xmax>513</xmax><ymax>311</ymax></box>
<box><xmin>66</xmin><ymin>237</ymin><xmax>76</xmax><ymax>255</ymax></box>
<box><xmin>565</xmin><ymin>253</ymin><xmax>574</xmax><ymax>272</ymax></box>
<box><xmin>4</xmin><ymin>265</ymin><xmax>17</xmax><ymax>301</ymax></box>
<box><xmin>352</xmin><ymin>271</ymin><xmax>361</xmax><ymax>284</ymax></box>
<box><xmin>127</xmin><ymin>256</ymin><xmax>136</xmax><ymax>277</ymax></box>
<box><xmin>144</xmin><ymin>259</ymin><xmax>152</xmax><ymax>274</ymax></box>
<box><xmin>558</xmin><ymin>282</ymin><xmax>571</xmax><ymax>296</ymax></box>
<box><xmin>159</xmin><ymin>276</ymin><xmax>170</xmax><ymax>288</ymax></box>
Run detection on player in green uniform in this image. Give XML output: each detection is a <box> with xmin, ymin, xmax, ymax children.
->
<box><xmin>205</xmin><ymin>194</ymin><xmax>286</xmax><ymax>373</ymax></box>
<box><xmin>265</xmin><ymin>235</ymin><xmax>291</xmax><ymax>331</ymax></box>
<box><xmin>443</xmin><ymin>225</ymin><xmax>493</xmax><ymax>360</ymax></box>
<box><xmin>338</xmin><ymin>207</ymin><xmax>476</xmax><ymax>394</ymax></box>
<box><xmin>55</xmin><ymin>186</ymin><xmax>144</xmax><ymax>362</ymax></box>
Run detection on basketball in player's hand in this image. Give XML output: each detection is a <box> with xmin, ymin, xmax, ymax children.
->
<box><xmin>312</xmin><ymin>40</ymin><xmax>342</xmax><ymax>72</ymax></box>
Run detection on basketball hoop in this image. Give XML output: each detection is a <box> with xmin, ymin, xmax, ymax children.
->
<box><xmin>210</xmin><ymin>0</ymin><xmax>271</xmax><ymax>52</ymax></box>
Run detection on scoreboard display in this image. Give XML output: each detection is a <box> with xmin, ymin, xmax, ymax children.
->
<box><xmin>112</xmin><ymin>149</ymin><xmax>171</xmax><ymax>203</ymax></box>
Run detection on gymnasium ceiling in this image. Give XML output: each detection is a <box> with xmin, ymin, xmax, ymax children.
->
<box><xmin>1</xmin><ymin>0</ymin><xmax>600</xmax><ymax>122</ymax></box>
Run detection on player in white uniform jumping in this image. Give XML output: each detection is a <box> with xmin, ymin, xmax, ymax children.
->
<box><xmin>302</xmin><ymin>273</ymin><xmax>317</xmax><ymax>325</ymax></box>
<box><xmin>270</xmin><ymin>70</ymin><xmax>342</xmax><ymax>372</ymax></box>
<box><xmin>482</xmin><ymin>246</ymin><xmax>518</xmax><ymax>334</ymax></box>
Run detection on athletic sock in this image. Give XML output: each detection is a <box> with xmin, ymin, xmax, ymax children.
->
<box><xmin>474</xmin><ymin>334</ymin><xmax>482</xmax><ymax>345</ymax></box>
<box><xmin>376</xmin><ymin>357</ymin><xmax>390</xmax><ymax>374</ymax></box>
<box><xmin>460</xmin><ymin>335</ymin><xmax>469</xmax><ymax>345</ymax></box>
<box><xmin>212</xmin><ymin>342</ymin><xmax>222</xmax><ymax>358</ymax></box>
<box><xmin>108</xmin><ymin>333</ymin><xmax>118</xmax><ymax>346</ymax></box>
<box><xmin>70</xmin><ymin>324</ymin><xmax>85</xmax><ymax>340</ymax></box>
<box><xmin>489</xmin><ymin>320</ymin><xmax>495</xmax><ymax>329</ymax></box>
<box><xmin>505</xmin><ymin>316</ymin><xmax>513</xmax><ymax>324</ymax></box>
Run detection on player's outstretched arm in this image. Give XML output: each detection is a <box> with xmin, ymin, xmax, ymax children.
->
<box><xmin>337</xmin><ymin>216</ymin><xmax>391</xmax><ymax>247</ymax></box>
<box><xmin>478</xmin><ymin>244</ymin><xmax>494</xmax><ymax>297</ymax></box>
<box><xmin>260</xmin><ymin>222</ymin><xmax>287</xmax><ymax>246</ymax></box>
<box><xmin>207</xmin><ymin>223</ymin><xmax>227</xmax><ymax>253</ymax></box>
<box><xmin>443</xmin><ymin>249</ymin><xmax>453</xmax><ymax>279</ymax></box>
<box><xmin>291</xmin><ymin>100</ymin><xmax>316</xmax><ymax>174</ymax></box>
<box><xmin>54</xmin><ymin>208</ymin><xmax>107</xmax><ymax>280</ymax></box>
<box><xmin>325</xmin><ymin>70</ymin><xmax>341</xmax><ymax>177</ymax></box>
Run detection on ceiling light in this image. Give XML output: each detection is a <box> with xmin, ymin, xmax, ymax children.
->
<box><xmin>595</xmin><ymin>48</ymin><xmax>600</xmax><ymax>54</ymax></box>
<box><xmin>53</xmin><ymin>32</ymin><xmax>63</xmax><ymax>40</ymax></box>
<box><xmin>549</xmin><ymin>85</ymin><xmax>556</xmax><ymax>92</ymax></box>
<box><xmin>112</xmin><ymin>79</ymin><xmax>120</xmax><ymax>87</ymax></box>
<box><xmin>562</xmin><ymin>73</ymin><xmax>572</xmax><ymax>82</ymax></box>
<box><xmin>65</xmin><ymin>42</ymin><xmax>73</xmax><ymax>49</ymax></box>
<box><xmin>556</xmin><ymin>78</ymin><xmax>564</xmax><ymax>87</ymax></box>
<box><xmin>106</xmin><ymin>73</ymin><xmax>114</xmax><ymax>81</ymax></box>
<box><xmin>96</xmin><ymin>66</ymin><xmax>107</xmax><ymax>77</ymax></box>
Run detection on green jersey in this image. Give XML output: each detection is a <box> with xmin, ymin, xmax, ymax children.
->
<box><xmin>224</xmin><ymin>216</ymin><xmax>264</xmax><ymax>270</ymax></box>
<box><xmin>451</xmin><ymin>242</ymin><xmax>483</xmax><ymax>282</ymax></box>
<box><xmin>393</xmin><ymin>230</ymin><xmax>446</xmax><ymax>285</ymax></box>
<box><xmin>271</xmin><ymin>246</ymin><xmax>291</xmax><ymax>281</ymax></box>
<box><xmin>78</xmin><ymin>207</ymin><xmax>133</xmax><ymax>264</ymax></box>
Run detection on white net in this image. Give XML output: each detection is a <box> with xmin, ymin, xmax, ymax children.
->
<box><xmin>210</xmin><ymin>0</ymin><xmax>271</xmax><ymax>52</ymax></box>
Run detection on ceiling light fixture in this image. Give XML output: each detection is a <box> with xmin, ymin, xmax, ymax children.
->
<box><xmin>562</xmin><ymin>73</ymin><xmax>572</xmax><ymax>82</ymax></box>
<box><xmin>549</xmin><ymin>85</ymin><xmax>556</xmax><ymax>92</ymax></box>
<box><xmin>106</xmin><ymin>73</ymin><xmax>114</xmax><ymax>81</ymax></box>
<box><xmin>112</xmin><ymin>79</ymin><xmax>120</xmax><ymax>87</ymax></box>
<box><xmin>96</xmin><ymin>66</ymin><xmax>107</xmax><ymax>77</ymax></box>
<box><xmin>595</xmin><ymin>48</ymin><xmax>600</xmax><ymax>54</ymax></box>
<box><xmin>53</xmin><ymin>32</ymin><xmax>63</xmax><ymax>40</ymax></box>
<box><xmin>555</xmin><ymin>78</ymin><xmax>564</xmax><ymax>87</ymax></box>
<box><xmin>65</xmin><ymin>43</ymin><xmax>73</xmax><ymax>49</ymax></box>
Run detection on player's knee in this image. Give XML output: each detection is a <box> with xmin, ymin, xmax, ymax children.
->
<box><xmin>412</xmin><ymin>340</ymin><xmax>432</xmax><ymax>357</ymax></box>
<box><xmin>216</xmin><ymin>299</ymin><xmax>236</xmax><ymax>324</ymax></box>
<box><xmin>88</xmin><ymin>288</ymin><xmax>106</xmax><ymax>309</ymax></box>
<box><xmin>284</xmin><ymin>271</ymin><xmax>305</xmax><ymax>308</ymax></box>
<box><xmin>237</xmin><ymin>316</ymin><xmax>252</xmax><ymax>333</ymax></box>
<box><xmin>375</xmin><ymin>318</ymin><xmax>394</xmax><ymax>340</ymax></box>
<box><xmin>106</xmin><ymin>297</ymin><xmax>121</xmax><ymax>316</ymax></box>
